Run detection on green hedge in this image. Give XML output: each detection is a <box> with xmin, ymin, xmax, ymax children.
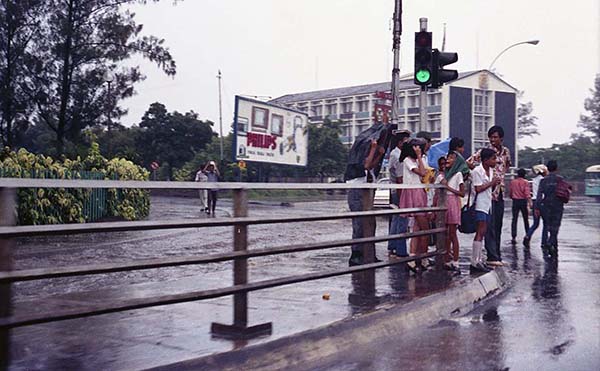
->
<box><xmin>0</xmin><ymin>144</ymin><xmax>150</xmax><ymax>225</ymax></box>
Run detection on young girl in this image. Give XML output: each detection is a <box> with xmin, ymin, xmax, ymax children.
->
<box><xmin>399</xmin><ymin>139</ymin><xmax>429</xmax><ymax>272</ymax></box>
<box><xmin>442</xmin><ymin>151</ymin><xmax>466</xmax><ymax>272</ymax></box>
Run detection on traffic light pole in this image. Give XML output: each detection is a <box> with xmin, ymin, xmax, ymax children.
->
<box><xmin>418</xmin><ymin>18</ymin><xmax>428</xmax><ymax>133</ymax></box>
<box><xmin>419</xmin><ymin>87</ymin><xmax>427</xmax><ymax>133</ymax></box>
<box><xmin>390</xmin><ymin>0</ymin><xmax>402</xmax><ymax>128</ymax></box>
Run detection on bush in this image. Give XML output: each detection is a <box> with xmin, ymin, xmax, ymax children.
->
<box><xmin>0</xmin><ymin>145</ymin><xmax>150</xmax><ymax>225</ymax></box>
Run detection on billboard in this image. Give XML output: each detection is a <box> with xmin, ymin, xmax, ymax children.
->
<box><xmin>233</xmin><ymin>96</ymin><xmax>308</xmax><ymax>166</ymax></box>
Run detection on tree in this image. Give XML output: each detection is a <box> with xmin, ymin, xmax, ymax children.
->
<box><xmin>305</xmin><ymin>119</ymin><xmax>348</xmax><ymax>181</ymax></box>
<box><xmin>518</xmin><ymin>100</ymin><xmax>539</xmax><ymax>139</ymax></box>
<box><xmin>578</xmin><ymin>74</ymin><xmax>600</xmax><ymax>142</ymax></box>
<box><xmin>19</xmin><ymin>0</ymin><xmax>177</xmax><ymax>156</ymax></box>
<box><xmin>137</xmin><ymin>102</ymin><xmax>215</xmax><ymax>179</ymax></box>
<box><xmin>0</xmin><ymin>0</ymin><xmax>46</xmax><ymax>148</ymax></box>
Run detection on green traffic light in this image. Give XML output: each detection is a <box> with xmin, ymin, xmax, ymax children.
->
<box><xmin>416</xmin><ymin>69</ymin><xmax>431</xmax><ymax>84</ymax></box>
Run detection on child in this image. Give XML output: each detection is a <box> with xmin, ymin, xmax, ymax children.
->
<box><xmin>470</xmin><ymin>148</ymin><xmax>502</xmax><ymax>274</ymax></box>
<box><xmin>442</xmin><ymin>151</ymin><xmax>465</xmax><ymax>272</ymax></box>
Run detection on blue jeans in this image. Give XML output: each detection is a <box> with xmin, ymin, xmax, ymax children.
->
<box><xmin>388</xmin><ymin>215</ymin><xmax>408</xmax><ymax>256</ymax></box>
<box><xmin>526</xmin><ymin>204</ymin><xmax>548</xmax><ymax>247</ymax></box>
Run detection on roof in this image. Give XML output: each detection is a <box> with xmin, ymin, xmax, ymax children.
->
<box><xmin>270</xmin><ymin>70</ymin><xmax>516</xmax><ymax>104</ymax></box>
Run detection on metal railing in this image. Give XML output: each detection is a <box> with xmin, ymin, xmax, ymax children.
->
<box><xmin>0</xmin><ymin>178</ymin><xmax>447</xmax><ymax>368</ymax></box>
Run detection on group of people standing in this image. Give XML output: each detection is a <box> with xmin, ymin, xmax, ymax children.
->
<box><xmin>346</xmin><ymin>123</ymin><xmax>567</xmax><ymax>275</ymax></box>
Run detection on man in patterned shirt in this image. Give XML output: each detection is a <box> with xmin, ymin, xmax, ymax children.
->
<box><xmin>467</xmin><ymin>125</ymin><xmax>511</xmax><ymax>267</ymax></box>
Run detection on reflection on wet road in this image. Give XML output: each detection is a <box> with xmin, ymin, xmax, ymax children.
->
<box><xmin>312</xmin><ymin>197</ymin><xmax>600</xmax><ymax>371</ymax></box>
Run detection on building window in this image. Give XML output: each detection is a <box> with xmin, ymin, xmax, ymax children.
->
<box><xmin>473</xmin><ymin>115</ymin><xmax>493</xmax><ymax>141</ymax></box>
<box><xmin>408</xmin><ymin>95</ymin><xmax>418</xmax><ymax>108</ymax></box>
<box><xmin>474</xmin><ymin>90</ymin><xmax>492</xmax><ymax>114</ymax></box>
<box><xmin>428</xmin><ymin>92</ymin><xmax>441</xmax><ymax>106</ymax></box>
<box><xmin>428</xmin><ymin>114</ymin><xmax>441</xmax><ymax>132</ymax></box>
<box><xmin>326</xmin><ymin>103</ymin><xmax>337</xmax><ymax>116</ymax></box>
<box><xmin>312</xmin><ymin>105</ymin><xmax>323</xmax><ymax>116</ymax></box>
<box><xmin>398</xmin><ymin>96</ymin><xmax>405</xmax><ymax>108</ymax></box>
<box><xmin>356</xmin><ymin>100</ymin><xmax>369</xmax><ymax>112</ymax></box>
<box><xmin>341</xmin><ymin>102</ymin><xmax>353</xmax><ymax>113</ymax></box>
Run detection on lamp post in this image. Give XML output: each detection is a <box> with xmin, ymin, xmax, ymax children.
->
<box><xmin>488</xmin><ymin>40</ymin><xmax>539</xmax><ymax>71</ymax></box>
<box><xmin>104</xmin><ymin>71</ymin><xmax>115</xmax><ymax>157</ymax></box>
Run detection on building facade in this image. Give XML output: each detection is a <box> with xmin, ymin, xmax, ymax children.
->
<box><xmin>270</xmin><ymin>70</ymin><xmax>519</xmax><ymax>165</ymax></box>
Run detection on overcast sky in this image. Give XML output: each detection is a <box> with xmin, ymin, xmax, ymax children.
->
<box><xmin>123</xmin><ymin>0</ymin><xmax>600</xmax><ymax>148</ymax></box>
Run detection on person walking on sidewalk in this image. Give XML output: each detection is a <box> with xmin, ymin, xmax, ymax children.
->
<box><xmin>524</xmin><ymin>164</ymin><xmax>548</xmax><ymax>248</ymax></box>
<box><xmin>509</xmin><ymin>168</ymin><xmax>531</xmax><ymax>244</ymax></box>
<box><xmin>470</xmin><ymin>148</ymin><xmax>502</xmax><ymax>274</ymax></box>
<box><xmin>204</xmin><ymin>161</ymin><xmax>220</xmax><ymax>215</ymax></box>
<box><xmin>195</xmin><ymin>166</ymin><xmax>209</xmax><ymax>214</ymax></box>
<box><xmin>535</xmin><ymin>160</ymin><xmax>567</xmax><ymax>259</ymax></box>
<box><xmin>467</xmin><ymin>126</ymin><xmax>511</xmax><ymax>267</ymax></box>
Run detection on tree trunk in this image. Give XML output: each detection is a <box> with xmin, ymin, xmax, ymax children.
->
<box><xmin>56</xmin><ymin>0</ymin><xmax>75</xmax><ymax>156</ymax></box>
<box><xmin>1</xmin><ymin>3</ymin><xmax>15</xmax><ymax>148</ymax></box>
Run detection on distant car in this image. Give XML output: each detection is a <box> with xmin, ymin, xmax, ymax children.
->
<box><xmin>373</xmin><ymin>178</ymin><xmax>393</xmax><ymax>208</ymax></box>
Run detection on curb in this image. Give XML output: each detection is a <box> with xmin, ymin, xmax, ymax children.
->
<box><xmin>148</xmin><ymin>267</ymin><xmax>511</xmax><ymax>371</ymax></box>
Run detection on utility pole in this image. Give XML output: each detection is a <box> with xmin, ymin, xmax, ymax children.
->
<box><xmin>419</xmin><ymin>18</ymin><xmax>428</xmax><ymax>133</ymax></box>
<box><xmin>217</xmin><ymin>70</ymin><xmax>224</xmax><ymax>161</ymax></box>
<box><xmin>390</xmin><ymin>0</ymin><xmax>402</xmax><ymax>129</ymax></box>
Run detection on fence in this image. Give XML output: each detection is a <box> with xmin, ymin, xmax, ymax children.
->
<box><xmin>0</xmin><ymin>178</ymin><xmax>447</xmax><ymax>369</ymax></box>
<box><xmin>0</xmin><ymin>168</ymin><xmax>116</xmax><ymax>223</ymax></box>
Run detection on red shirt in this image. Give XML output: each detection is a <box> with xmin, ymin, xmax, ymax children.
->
<box><xmin>509</xmin><ymin>178</ymin><xmax>531</xmax><ymax>200</ymax></box>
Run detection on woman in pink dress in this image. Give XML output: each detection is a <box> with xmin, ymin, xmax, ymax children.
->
<box><xmin>399</xmin><ymin>140</ymin><xmax>429</xmax><ymax>270</ymax></box>
<box><xmin>442</xmin><ymin>151</ymin><xmax>466</xmax><ymax>272</ymax></box>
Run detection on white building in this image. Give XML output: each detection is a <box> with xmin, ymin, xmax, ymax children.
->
<box><xmin>271</xmin><ymin>70</ymin><xmax>519</xmax><ymax>164</ymax></box>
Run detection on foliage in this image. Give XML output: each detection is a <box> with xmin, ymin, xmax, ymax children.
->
<box><xmin>578</xmin><ymin>74</ymin><xmax>600</xmax><ymax>142</ymax></box>
<box><xmin>517</xmin><ymin>101</ymin><xmax>539</xmax><ymax>139</ymax></box>
<box><xmin>305</xmin><ymin>119</ymin><xmax>348</xmax><ymax>181</ymax></box>
<box><xmin>518</xmin><ymin>135</ymin><xmax>600</xmax><ymax>180</ymax></box>
<box><xmin>0</xmin><ymin>0</ymin><xmax>177</xmax><ymax>156</ymax></box>
<box><xmin>136</xmin><ymin>102</ymin><xmax>215</xmax><ymax>179</ymax></box>
<box><xmin>0</xmin><ymin>145</ymin><xmax>150</xmax><ymax>225</ymax></box>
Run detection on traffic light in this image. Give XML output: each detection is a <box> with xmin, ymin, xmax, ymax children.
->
<box><xmin>414</xmin><ymin>31</ymin><xmax>432</xmax><ymax>86</ymax></box>
<box><xmin>431</xmin><ymin>49</ymin><xmax>458</xmax><ymax>88</ymax></box>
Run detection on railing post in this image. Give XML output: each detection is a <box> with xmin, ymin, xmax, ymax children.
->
<box><xmin>435</xmin><ymin>187</ymin><xmax>447</xmax><ymax>269</ymax></box>
<box><xmin>361</xmin><ymin>188</ymin><xmax>376</xmax><ymax>264</ymax></box>
<box><xmin>0</xmin><ymin>187</ymin><xmax>15</xmax><ymax>370</ymax></box>
<box><xmin>211</xmin><ymin>188</ymin><xmax>272</xmax><ymax>340</ymax></box>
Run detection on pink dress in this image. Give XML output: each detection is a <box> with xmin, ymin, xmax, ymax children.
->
<box><xmin>399</xmin><ymin>158</ymin><xmax>427</xmax><ymax>215</ymax></box>
<box><xmin>446</xmin><ymin>193</ymin><xmax>461</xmax><ymax>225</ymax></box>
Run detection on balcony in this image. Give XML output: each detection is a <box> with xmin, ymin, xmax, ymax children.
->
<box><xmin>355</xmin><ymin>111</ymin><xmax>371</xmax><ymax>119</ymax></box>
<box><xmin>340</xmin><ymin>113</ymin><xmax>354</xmax><ymax>119</ymax></box>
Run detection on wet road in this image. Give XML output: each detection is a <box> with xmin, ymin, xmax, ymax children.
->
<box><xmin>308</xmin><ymin>197</ymin><xmax>600</xmax><ymax>371</ymax></box>
<box><xmin>7</xmin><ymin>195</ymin><xmax>600</xmax><ymax>370</ymax></box>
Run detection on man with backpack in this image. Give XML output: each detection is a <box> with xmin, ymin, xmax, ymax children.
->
<box><xmin>535</xmin><ymin>160</ymin><xmax>571</xmax><ymax>259</ymax></box>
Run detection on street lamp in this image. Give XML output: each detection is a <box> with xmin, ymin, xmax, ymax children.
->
<box><xmin>103</xmin><ymin>71</ymin><xmax>115</xmax><ymax>157</ymax></box>
<box><xmin>488</xmin><ymin>40</ymin><xmax>539</xmax><ymax>71</ymax></box>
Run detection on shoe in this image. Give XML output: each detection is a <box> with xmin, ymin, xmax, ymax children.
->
<box><xmin>406</xmin><ymin>261</ymin><xmax>418</xmax><ymax>274</ymax></box>
<box><xmin>470</xmin><ymin>263</ymin><xmax>491</xmax><ymax>274</ymax></box>
<box><xmin>349</xmin><ymin>251</ymin><xmax>363</xmax><ymax>266</ymax></box>
<box><xmin>486</xmin><ymin>260</ymin><xmax>504</xmax><ymax>267</ymax></box>
<box><xmin>443</xmin><ymin>262</ymin><xmax>454</xmax><ymax>271</ymax></box>
<box><xmin>523</xmin><ymin>236</ymin><xmax>530</xmax><ymax>248</ymax></box>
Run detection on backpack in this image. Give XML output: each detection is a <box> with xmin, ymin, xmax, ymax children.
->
<box><xmin>555</xmin><ymin>176</ymin><xmax>571</xmax><ymax>203</ymax></box>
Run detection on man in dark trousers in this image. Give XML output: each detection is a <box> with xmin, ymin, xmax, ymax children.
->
<box><xmin>509</xmin><ymin>168</ymin><xmax>531</xmax><ymax>244</ymax></box>
<box><xmin>467</xmin><ymin>126</ymin><xmax>512</xmax><ymax>267</ymax></box>
<box><xmin>535</xmin><ymin>160</ymin><xmax>567</xmax><ymax>259</ymax></box>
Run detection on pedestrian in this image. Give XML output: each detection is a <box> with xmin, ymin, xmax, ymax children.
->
<box><xmin>535</xmin><ymin>160</ymin><xmax>568</xmax><ymax>259</ymax></box>
<box><xmin>204</xmin><ymin>160</ymin><xmax>220</xmax><ymax>215</ymax></box>
<box><xmin>467</xmin><ymin>126</ymin><xmax>511</xmax><ymax>267</ymax></box>
<box><xmin>195</xmin><ymin>166</ymin><xmax>209</xmax><ymax>214</ymax></box>
<box><xmin>344</xmin><ymin>123</ymin><xmax>392</xmax><ymax>266</ymax></box>
<box><xmin>442</xmin><ymin>151</ymin><xmax>466</xmax><ymax>272</ymax></box>
<box><xmin>399</xmin><ymin>138</ymin><xmax>429</xmax><ymax>272</ymax></box>
<box><xmin>388</xmin><ymin>129</ymin><xmax>412</xmax><ymax>258</ymax></box>
<box><xmin>509</xmin><ymin>168</ymin><xmax>531</xmax><ymax>244</ymax></box>
<box><xmin>523</xmin><ymin>164</ymin><xmax>548</xmax><ymax>248</ymax></box>
<box><xmin>470</xmin><ymin>148</ymin><xmax>502</xmax><ymax>274</ymax></box>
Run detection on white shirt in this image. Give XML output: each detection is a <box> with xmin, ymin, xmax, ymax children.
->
<box><xmin>531</xmin><ymin>174</ymin><xmax>543</xmax><ymax>200</ymax></box>
<box><xmin>447</xmin><ymin>172</ymin><xmax>464</xmax><ymax>192</ymax></box>
<box><xmin>471</xmin><ymin>164</ymin><xmax>493</xmax><ymax>213</ymax></box>
<box><xmin>389</xmin><ymin>147</ymin><xmax>401</xmax><ymax>180</ymax></box>
<box><xmin>402</xmin><ymin>157</ymin><xmax>422</xmax><ymax>185</ymax></box>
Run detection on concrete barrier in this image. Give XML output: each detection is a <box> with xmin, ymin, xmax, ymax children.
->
<box><xmin>148</xmin><ymin>267</ymin><xmax>511</xmax><ymax>371</ymax></box>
